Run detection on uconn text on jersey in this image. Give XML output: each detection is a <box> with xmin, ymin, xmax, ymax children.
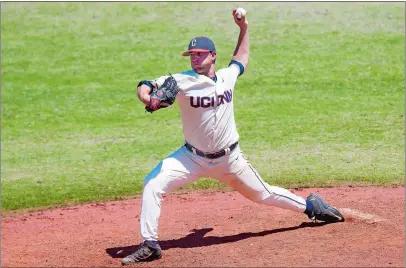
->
<box><xmin>190</xmin><ymin>89</ymin><xmax>233</xmax><ymax>108</ymax></box>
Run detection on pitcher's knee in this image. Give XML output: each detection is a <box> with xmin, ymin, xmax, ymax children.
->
<box><xmin>143</xmin><ymin>179</ymin><xmax>164</xmax><ymax>198</ymax></box>
<box><xmin>238</xmin><ymin>189</ymin><xmax>271</xmax><ymax>203</ymax></box>
<box><xmin>255</xmin><ymin>186</ymin><xmax>280</xmax><ymax>202</ymax></box>
<box><xmin>268</xmin><ymin>186</ymin><xmax>280</xmax><ymax>194</ymax></box>
<box><xmin>247</xmin><ymin>185</ymin><xmax>280</xmax><ymax>203</ymax></box>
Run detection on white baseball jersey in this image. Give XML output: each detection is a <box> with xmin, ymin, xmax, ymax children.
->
<box><xmin>150</xmin><ymin>64</ymin><xmax>241</xmax><ymax>153</ymax></box>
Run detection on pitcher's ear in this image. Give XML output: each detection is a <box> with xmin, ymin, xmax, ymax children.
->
<box><xmin>210</xmin><ymin>51</ymin><xmax>217</xmax><ymax>63</ymax></box>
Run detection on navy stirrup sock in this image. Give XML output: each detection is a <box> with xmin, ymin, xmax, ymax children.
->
<box><xmin>146</xmin><ymin>240</ymin><xmax>158</xmax><ymax>247</ymax></box>
<box><xmin>304</xmin><ymin>200</ymin><xmax>314</xmax><ymax>217</ymax></box>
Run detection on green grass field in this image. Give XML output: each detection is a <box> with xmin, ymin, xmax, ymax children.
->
<box><xmin>1</xmin><ymin>2</ymin><xmax>404</xmax><ymax>211</ymax></box>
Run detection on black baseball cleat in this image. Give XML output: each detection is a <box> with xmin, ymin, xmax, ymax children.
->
<box><xmin>304</xmin><ymin>193</ymin><xmax>345</xmax><ymax>223</ymax></box>
<box><xmin>121</xmin><ymin>240</ymin><xmax>162</xmax><ymax>265</ymax></box>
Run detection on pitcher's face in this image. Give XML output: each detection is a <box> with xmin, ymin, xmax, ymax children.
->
<box><xmin>190</xmin><ymin>51</ymin><xmax>216</xmax><ymax>73</ymax></box>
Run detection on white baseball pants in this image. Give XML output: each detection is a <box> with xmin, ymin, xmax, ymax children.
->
<box><xmin>140</xmin><ymin>144</ymin><xmax>307</xmax><ymax>241</ymax></box>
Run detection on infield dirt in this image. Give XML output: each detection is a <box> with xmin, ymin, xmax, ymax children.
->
<box><xmin>2</xmin><ymin>187</ymin><xmax>404</xmax><ymax>267</ymax></box>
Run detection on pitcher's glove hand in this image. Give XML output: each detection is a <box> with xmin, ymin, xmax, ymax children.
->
<box><xmin>146</xmin><ymin>75</ymin><xmax>180</xmax><ymax>113</ymax></box>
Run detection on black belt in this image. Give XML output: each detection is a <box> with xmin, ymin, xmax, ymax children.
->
<box><xmin>184</xmin><ymin>141</ymin><xmax>239</xmax><ymax>159</ymax></box>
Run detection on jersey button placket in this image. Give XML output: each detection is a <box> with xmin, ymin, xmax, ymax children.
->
<box><xmin>211</xmin><ymin>84</ymin><xmax>218</xmax><ymax>146</ymax></box>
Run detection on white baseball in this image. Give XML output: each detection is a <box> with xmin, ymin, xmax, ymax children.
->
<box><xmin>236</xmin><ymin>7</ymin><xmax>247</xmax><ymax>19</ymax></box>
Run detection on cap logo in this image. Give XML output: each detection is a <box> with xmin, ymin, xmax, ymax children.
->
<box><xmin>191</xmin><ymin>39</ymin><xmax>197</xmax><ymax>47</ymax></box>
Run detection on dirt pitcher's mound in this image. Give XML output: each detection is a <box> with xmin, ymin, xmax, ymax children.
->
<box><xmin>2</xmin><ymin>187</ymin><xmax>404</xmax><ymax>267</ymax></box>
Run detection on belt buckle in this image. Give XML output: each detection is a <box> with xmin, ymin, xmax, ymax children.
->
<box><xmin>192</xmin><ymin>147</ymin><xmax>197</xmax><ymax>155</ymax></box>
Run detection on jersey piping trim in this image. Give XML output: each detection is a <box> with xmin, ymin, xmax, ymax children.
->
<box><xmin>248</xmin><ymin>164</ymin><xmax>306</xmax><ymax>206</ymax></box>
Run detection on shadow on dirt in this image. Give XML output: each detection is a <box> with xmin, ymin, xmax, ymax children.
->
<box><xmin>106</xmin><ymin>221</ymin><xmax>328</xmax><ymax>258</ymax></box>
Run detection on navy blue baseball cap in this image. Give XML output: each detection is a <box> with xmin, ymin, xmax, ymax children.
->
<box><xmin>181</xmin><ymin>37</ymin><xmax>216</xmax><ymax>56</ymax></box>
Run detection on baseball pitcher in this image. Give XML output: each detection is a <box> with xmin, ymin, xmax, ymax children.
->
<box><xmin>121</xmin><ymin>8</ymin><xmax>344</xmax><ymax>265</ymax></box>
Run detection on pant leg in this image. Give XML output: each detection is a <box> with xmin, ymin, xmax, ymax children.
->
<box><xmin>214</xmin><ymin>146</ymin><xmax>307</xmax><ymax>213</ymax></box>
<box><xmin>140</xmin><ymin>146</ymin><xmax>202</xmax><ymax>241</ymax></box>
